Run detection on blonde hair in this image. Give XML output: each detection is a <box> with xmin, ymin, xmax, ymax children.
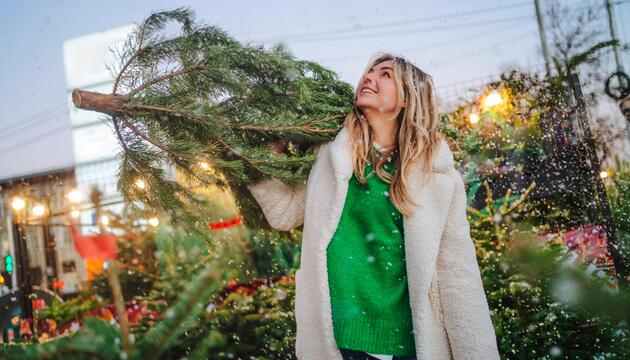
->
<box><xmin>344</xmin><ymin>52</ymin><xmax>440</xmax><ymax>218</ymax></box>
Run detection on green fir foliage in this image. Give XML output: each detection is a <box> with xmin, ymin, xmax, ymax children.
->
<box><xmin>82</xmin><ymin>7</ymin><xmax>354</xmax><ymax>229</ymax></box>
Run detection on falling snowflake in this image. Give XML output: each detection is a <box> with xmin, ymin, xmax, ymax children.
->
<box><xmin>275</xmin><ymin>289</ymin><xmax>287</xmax><ymax>300</ymax></box>
<box><xmin>165</xmin><ymin>308</ymin><xmax>175</xmax><ymax>318</ymax></box>
<box><xmin>70</xmin><ymin>322</ymin><xmax>81</xmax><ymax>333</ymax></box>
<box><xmin>549</xmin><ymin>346</ymin><xmax>562</xmax><ymax>357</ymax></box>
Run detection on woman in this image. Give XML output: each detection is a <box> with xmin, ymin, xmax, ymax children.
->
<box><xmin>247</xmin><ymin>53</ymin><xmax>500</xmax><ymax>360</ymax></box>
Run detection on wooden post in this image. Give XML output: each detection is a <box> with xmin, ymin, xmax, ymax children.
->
<box><xmin>93</xmin><ymin>190</ymin><xmax>132</xmax><ymax>354</ymax></box>
<box><xmin>107</xmin><ymin>260</ymin><xmax>132</xmax><ymax>353</ymax></box>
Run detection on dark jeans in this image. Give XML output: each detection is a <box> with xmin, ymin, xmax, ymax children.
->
<box><xmin>339</xmin><ymin>348</ymin><xmax>417</xmax><ymax>360</ymax></box>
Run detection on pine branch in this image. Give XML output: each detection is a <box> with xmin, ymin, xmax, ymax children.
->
<box><xmin>134</xmin><ymin>261</ymin><xmax>221</xmax><ymax>358</ymax></box>
<box><xmin>71</xmin><ymin>8</ymin><xmax>353</xmax><ymax>229</ymax></box>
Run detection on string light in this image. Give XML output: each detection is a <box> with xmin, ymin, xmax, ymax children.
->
<box><xmin>469</xmin><ymin>113</ymin><xmax>480</xmax><ymax>124</ymax></box>
<box><xmin>11</xmin><ymin>197</ymin><xmax>25</xmax><ymax>211</ymax></box>
<box><xmin>135</xmin><ymin>179</ymin><xmax>146</xmax><ymax>190</ymax></box>
<box><xmin>482</xmin><ymin>90</ymin><xmax>502</xmax><ymax>109</ymax></box>
<box><xmin>68</xmin><ymin>189</ymin><xmax>82</xmax><ymax>203</ymax></box>
<box><xmin>32</xmin><ymin>204</ymin><xmax>46</xmax><ymax>217</ymax></box>
<box><xmin>148</xmin><ymin>217</ymin><xmax>160</xmax><ymax>226</ymax></box>
<box><xmin>600</xmin><ymin>170</ymin><xmax>609</xmax><ymax>179</ymax></box>
<box><xmin>199</xmin><ymin>162</ymin><xmax>209</xmax><ymax>170</ymax></box>
<box><xmin>100</xmin><ymin>215</ymin><xmax>110</xmax><ymax>226</ymax></box>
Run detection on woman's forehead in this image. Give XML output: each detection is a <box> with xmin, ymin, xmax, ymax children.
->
<box><xmin>370</xmin><ymin>59</ymin><xmax>394</xmax><ymax>70</ymax></box>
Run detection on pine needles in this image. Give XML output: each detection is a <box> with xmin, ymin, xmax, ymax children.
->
<box><xmin>72</xmin><ymin>7</ymin><xmax>354</xmax><ymax>229</ymax></box>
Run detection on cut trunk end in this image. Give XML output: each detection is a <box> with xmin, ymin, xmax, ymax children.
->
<box><xmin>72</xmin><ymin>89</ymin><xmax>124</xmax><ymax>116</ymax></box>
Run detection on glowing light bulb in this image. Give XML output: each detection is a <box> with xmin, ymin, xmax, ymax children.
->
<box><xmin>32</xmin><ymin>204</ymin><xmax>46</xmax><ymax>217</ymax></box>
<box><xmin>482</xmin><ymin>90</ymin><xmax>502</xmax><ymax>109</ymax></box>
<box><xmin>148</xmin><ymin>217</ymin><xmax>159</xmax><ymax>227</ymax></box>
<box><xmin>11</xmin><ymin>197</ymin><xmax>25</xmax><ymax>211</ymax></box>
<box><xmin>199</xmin><ymin>162</ymin><xmax>209</xmax><ymax>170</ymax></box>
<box><xmin>135</xmin><ymin>179</ymin><xmax>146</xmax><ymax>190</ymax></box>
<box><xmin>469</xmin><ymin>113</ymin><xmax>480</xmax><ymax>124</ymax></box>
<box><xmin>68</xmin><ymin>189</ymin><xmax>82</xmax><ymax>203</ymax></box>
<box><xmin>600</xmin><ymin>170</ymin><xmax>609</xmax><ymax>179</ymax></box>
<box><xmin>100</xmin><ymin>215</ymin><xmax>109</xmax><ymax>226</ymax></box>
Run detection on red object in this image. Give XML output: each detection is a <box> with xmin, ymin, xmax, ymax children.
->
<box><xmin>56</xmin><ymin>300</ymin><xmax>159</xmax><ymax>335</ymax></box>
<box><xmin>32</xmin><ymin>299</ymin><xmax>46</xmax><ymax>310</ymax></box>
<box><xmin>69</xmin><ymin>222</ymin><xmax>117</xmax><ymax>260</ymax></box>
<box><xmin>562</xmin><ymin>224</ymin><xmax>609</xmax><ymax>260</ymax></box>
<box><xmin>208</xmin><ymin>217</ymin><xmax>242</xmax><ymax>230</ymax></box>
<box><xmin>52</xmin><ymin>280</ymin><xmax>65</xmax><ymax>290</ymax></box>
<box><xmin>539</xmin><ymin>223</ymin><xmax>611</xmax><ymax>264</ymax></box>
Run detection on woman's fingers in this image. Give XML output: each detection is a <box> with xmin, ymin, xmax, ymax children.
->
<box><xmin>269</xmin><ymin>137</ymin><xmax>290</xmax><ymax>155</ymax></box>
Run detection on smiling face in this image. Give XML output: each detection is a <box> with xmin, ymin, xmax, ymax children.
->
<box><xmin>355</xmin><ymin>59</ymin><xmax>401</xmax><ymax>117</ymax></box>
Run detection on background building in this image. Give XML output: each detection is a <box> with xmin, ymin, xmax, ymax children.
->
<box><xmin>0</xmin><ymin>168</ymin><xmax>84</xmax><ymax>295</ymax></box>
<box><xmin>62</xmin><ymin>25</ymin><xmax>134</xmax><ymax>215</ymax></box>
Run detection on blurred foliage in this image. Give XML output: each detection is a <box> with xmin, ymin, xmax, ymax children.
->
<box><xmin>607</xmin><ymin>156</ymin><xmax>630</xmax><ymax>265</ymax></box>
<box><xmin>441</xmin><ymin>71</ymin><xmax>552</xmax><ymax>169</ymax></box>
<box><xmin>0</xmin><ymin>317</ymin><xmax>121</xmax><ymax>360</ymax></box>
<box><xmin>247</xmin><ymin>228</ymin><xmax>301</xmax><ymax>278</ymax></box>
<box><xmin>480</xmin><ymin>229</ymin><xmax>630</xmax><ymax>359</ymax></box>
<box><xmin>41</xmin><ymin>295</ymin><xmax>103</xmax><ymax>328</ymax></box>
<box><xmin>90</xmin><ymin>267</ymin><xmax>155</xmax><ymax>301</ymax></box>
<box><xmin>159</xmin><ymin>275</ymin><xmax>296</xmax><ymax>359</ymax></box>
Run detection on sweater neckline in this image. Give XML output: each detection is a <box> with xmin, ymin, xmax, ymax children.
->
<box><xmin>372</xmin><ymin>142</ymin><xmax>396</xmax><ymax>164</ymax></box>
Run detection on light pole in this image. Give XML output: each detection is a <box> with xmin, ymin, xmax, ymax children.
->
<box><xmin>534</xmin><ymin>0</ymin><xmax>551</xmax><ymax>75</ymax></box>
<box><xmin>10</xmin><ymin>196</ymin><xmax>33</xmax><ymax>323</ymax></box>
<box><xmin>605</xmin><ymin>0</ymin><xmax>626</xmax><ymax>84</ymax></box>
<box><xmin>38</xmin><ymin>200</ymin><xmax>58</xmax><ymax>287</ymax></box>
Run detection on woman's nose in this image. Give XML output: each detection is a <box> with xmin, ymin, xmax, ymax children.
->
<box><xmin>362</xmin><ymin>72</ymin><xmax>375</xmax><ymax>84</ymax></box>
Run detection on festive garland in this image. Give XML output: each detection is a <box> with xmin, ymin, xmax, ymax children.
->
<box><xmin>208</xmin><ymin>217</ymin><xmax>242</xmax><ymax>230</ymax></box>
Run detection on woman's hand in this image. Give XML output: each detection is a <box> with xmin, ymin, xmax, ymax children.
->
<box><xmin>268</xmin><ymin>137</ymin><xmax>291</xmax><ymax>155</ymax></box>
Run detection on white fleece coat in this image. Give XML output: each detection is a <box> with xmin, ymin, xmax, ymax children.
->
<box><xmin>247</xmin><ymin>126</ymin><xmax>501</xmax><ymax>360</ymax></box>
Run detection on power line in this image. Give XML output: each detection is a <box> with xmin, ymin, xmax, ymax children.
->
<box><xmin>430</xmin><ymin>29</ymin><xmax>539</xmax><ymax>70</ymax></box>
<box><xmin>432</xmin><ymin>34</ymin><xmax>545</xmax><ymax>106</ymax></box>
<box><xmin>316</xmin><ymin>18</ymin><xmax>531</xmax><ymax>63</ymax></box>
<box><xmin>0</xmin><ymin>125</ymin><xmax>70</xmax><ymax>156</ymax></box>
<box><xmin>255</xmin><ymin>1</ymin><xmax>532</xmax><ymax>42</ymax></box>
<box><xmin>437</xmin><ymin>61</ymin><xmax>547</xmax><ymax>90</ymax></box>
<box><xmin>1</xmin><ymin>108</ymin><xmax>68</xmax><ymax>139</ymax></box>
<box><xmin>268</xmin><ymin>14</ymin><xmax>535</xmax><ymax>44</ymax></box>
<box><xmin>0</xmin><ymin>102</ymin><xmax>67</xmax><ymax>133</ymax></box>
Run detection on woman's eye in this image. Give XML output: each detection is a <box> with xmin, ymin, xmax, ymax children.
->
<box><xmin>383</xmin><ymin>72</ymin><xmax>391</xmax><ymax>78</ymax></box>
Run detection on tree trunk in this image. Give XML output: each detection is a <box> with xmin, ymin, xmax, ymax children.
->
<box><xmin>72</xmin><ymin>90</ymin><xmax>124</xmax><ymax>116</ymax></box>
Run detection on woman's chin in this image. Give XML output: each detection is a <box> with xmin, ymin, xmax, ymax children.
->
<box><xmin>355</xmin><ymin>99</ymin><xmax>376</xmax><ymax>112</ymax></box>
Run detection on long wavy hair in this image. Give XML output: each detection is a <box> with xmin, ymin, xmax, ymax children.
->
<box><xmin>344</xmin><ymin>52</ymin><xmax>440</xmax><ymax>218</ymax></box>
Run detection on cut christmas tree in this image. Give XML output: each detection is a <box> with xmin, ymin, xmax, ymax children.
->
<box><xmin>71</xmin><ymin>8</ymin><xmax>354</xmax><ymax>229</ymax></box>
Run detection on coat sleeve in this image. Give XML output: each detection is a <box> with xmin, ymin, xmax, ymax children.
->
<box><xmin>245</xmin><ymin>144</ymin><xmax>324</xmax><ymax>232</ymax></box>
<box><xmin>437</xmin><ymin>168</ymin><xmax>501</xmax><ymax>360</ymax></box>
<box><xmin>246</xmin><ymin>178</ymin><xmax>307</xmax><ymax>231</ymax></box>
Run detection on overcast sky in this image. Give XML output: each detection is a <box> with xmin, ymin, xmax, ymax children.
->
<box><xmin>1</xmin><ymin>0</ymin><xmax>628</xmax><ymax>180</ymax></box>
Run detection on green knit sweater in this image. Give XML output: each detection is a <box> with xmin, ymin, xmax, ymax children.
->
<box><xmin>326</xmin><ymin>148</ymin><xmax>416</xmax><ymax>356</ymax></box>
